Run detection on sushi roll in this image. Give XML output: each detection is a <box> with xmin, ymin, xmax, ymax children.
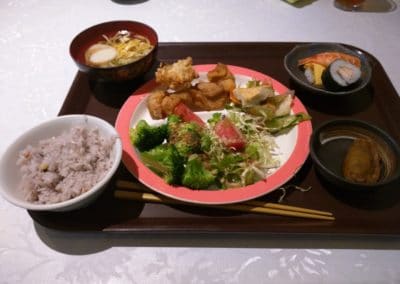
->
<box><xmin>322</xmin><ymin>59</ymin><xmax>361</xmax><ymax>91</ymax></box>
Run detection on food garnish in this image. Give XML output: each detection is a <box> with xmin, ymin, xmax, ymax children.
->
<box><xmin>85</xmin><ymin>44</ymin><xmax>118</xmax><ymax>67</ymax></box>
<box><xmin>85</xmin><ymin>30</ymin><xmax>154</xmax><ymax>68</ymax></box>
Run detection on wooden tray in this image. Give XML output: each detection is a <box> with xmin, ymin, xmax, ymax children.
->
<box><xmin>29</xmin><ymin>42</ymin><xmax>400</xmax><ymax>235</ymax></box>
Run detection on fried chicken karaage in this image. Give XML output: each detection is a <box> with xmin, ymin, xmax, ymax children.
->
<box><xmin>148</xmin><ymin>59</ymin><xmax>235</xmax><ymax>119</ymax></box>
<box><xmin>155</xmin><ymin>57</ymin><xmax>199</xmax><ymax>91</ymax></box>
<box><xmin>207</xmin><ymin>62</ymin><xmax>236</xmax><ymax>93</ymax></box>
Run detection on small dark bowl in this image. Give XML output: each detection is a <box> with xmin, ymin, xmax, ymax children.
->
<box><xmin>284</xmin><ymin>43</ymin><xmax>372</xmax><ymax>96</ymax></box>
<box><xmin>70</xmin><ymin>20</ymin><xmax>158</xmax><ymax>82</ymax></box>
<box><xmin>310</xmin><ymin>119</ymin><xmax>400</xmax><ymax>191</ymax></box>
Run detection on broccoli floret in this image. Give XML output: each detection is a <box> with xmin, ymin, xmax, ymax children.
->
<box><xmin>176</xmin><ymin>123</ymin><xmax>202</xmax><ymax>156</ymax></box>
<box><xmin>140</xmin><ymin>144</ymin><xmax>184</xmax><ymax>185</ymax></box>
<box><xmin>166</xmin><ymin>114</ymin><xmax>181</xmax><ymax>137</ymax></box>
<box><xmin>182</xmin><ymin>155</ymin><xmax>216</xmax><ymax>189</ymax></box>
<box><xmin>130</xmin><ymin>120</ymin><xmax>167</xmax><ymax>152</ymax></box>
<box><xmin>168</xmin><ymin>120</ymin><xmax>202</xmax><ymax>157</ymax></box>
<box><xmin>200</xmin><ymin>134</ymin><xmax>212</xmax><ymax>152</ymax></box>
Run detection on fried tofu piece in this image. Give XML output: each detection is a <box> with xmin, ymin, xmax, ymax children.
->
<box><xmin>155</xmin><ymin>57</ymin><xmax>199</xmax><ymax>91</ymax></box>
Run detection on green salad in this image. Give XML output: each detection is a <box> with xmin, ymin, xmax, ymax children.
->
<box><xmin>129</xmin><ymin>97</ymin><xmax>310</xmax><ymax>190</ymax></box>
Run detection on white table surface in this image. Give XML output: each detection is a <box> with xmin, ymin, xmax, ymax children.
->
<box><xmin>1</xmin><ymin>0</ymin><xmax>400</xmax><ymax>283</ymax></box>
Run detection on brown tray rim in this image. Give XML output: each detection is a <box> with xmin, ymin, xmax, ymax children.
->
<box><xmin>28</xmin><ymin>41</ymin><xmax>400</xmax><ymax>236</ymax></box>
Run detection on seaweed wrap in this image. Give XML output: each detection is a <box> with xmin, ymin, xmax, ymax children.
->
<box><xmin>322</xmin><ymin>59</ymin><xmax>361</xmax><ymax>91</ymax></box>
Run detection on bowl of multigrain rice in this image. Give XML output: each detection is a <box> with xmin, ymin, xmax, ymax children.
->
<box><xmin>0</xmin><ymin>115</ymin><xmax>122</xmax><ymax>211</ymax></box>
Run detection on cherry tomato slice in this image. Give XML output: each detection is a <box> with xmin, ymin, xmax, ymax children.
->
<box><xmin>214</xmin><ymin>117</ymin><xmax>246</xmax><ymax>151</ymax></box>
<box><xmin>173</xmin><ymin>102</ymin><xmax>205</xmax><ymax>127</ymax></box>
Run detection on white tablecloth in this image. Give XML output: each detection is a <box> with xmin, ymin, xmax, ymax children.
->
<box><xmin>1</xmin><ymin>0</ymin><xmax>400</xmax><ymax>283</ymax></box>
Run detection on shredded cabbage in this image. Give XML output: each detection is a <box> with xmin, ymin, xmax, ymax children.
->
<box><xmin>203</xmin><ymin>109</ymin><xmax>280</xmax><ymax>188</ymax></box>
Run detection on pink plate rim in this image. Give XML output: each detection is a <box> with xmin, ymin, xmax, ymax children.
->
<box><xmin>115</xmin><ymin>64</ymin><xmax>312</xmax><ymax>205</ymax></box>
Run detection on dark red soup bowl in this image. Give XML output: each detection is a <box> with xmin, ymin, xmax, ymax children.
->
<box><xmin>70</xmin><ymin>20</ymin><xmax>158</xmax><ymax>82</ymax></box>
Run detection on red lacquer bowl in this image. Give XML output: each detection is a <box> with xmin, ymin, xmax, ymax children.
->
<box><xmin>70</xmin><ymin>20</ymin><xmax>158</xmax><ymax>82</ymax></box>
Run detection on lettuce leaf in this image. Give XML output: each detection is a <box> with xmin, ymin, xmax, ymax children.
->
<box><xmin>264</xmin><ymin>113</ymin><xmax>311</xmax><ymax>134</ymax></box>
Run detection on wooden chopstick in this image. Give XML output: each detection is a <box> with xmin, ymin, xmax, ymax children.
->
<box><xmin>117</xmin><ymin>180</ymin><xmax>151</xmax><ymax>192</ymax></box>
<box><xmin>115</xmin><ymin>180</ymin><xmax>335</xmax><ymax>221</ymax></box>
<box><xmin>116</xmin><ymin>180</ymin><xmax>334</xmax><ymax>217</ymax></box>
<box><xmin>116</xmin><ymin>180</ymin><xmax>333</xmax><ymax>217</ymax></box>
<box><xmin>244</xmin><ymin>200</ymin><xmax>333</xmax><ymax>217</ymax></box>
